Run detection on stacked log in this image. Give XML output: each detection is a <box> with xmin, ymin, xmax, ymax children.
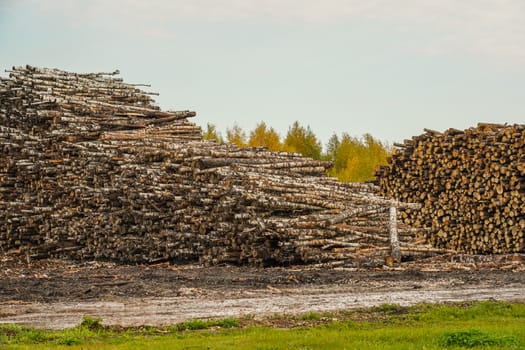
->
<box><xmin>376</xmin><ymin>124</ymin><xmax>525</xmax><ymax>254</ymax></box>
<box><xmin>1</xmin><ymin>65</ymin><xmax>434</xmax><ymax>266</ymax></box>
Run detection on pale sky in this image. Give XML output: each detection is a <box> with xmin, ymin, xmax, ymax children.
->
<box><xmin>1</xmin><ymin>0</ymin><xmax>524</xmax><ymax>145</ymax></box>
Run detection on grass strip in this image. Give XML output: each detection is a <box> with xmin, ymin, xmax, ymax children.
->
<box><xmin>1</xmin><ymin>300</ymin><xmax>524</xmax><ymax>349</ymax></box>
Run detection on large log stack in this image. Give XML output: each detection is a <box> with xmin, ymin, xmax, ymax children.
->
<box><xmin>1</xmin><ymin>65</ymin><xmax>431</xmax><ymax>266</ymax></box>
<box><xmin>376</xmin><ymin>124</ymin><xmax>525</xmax><ymax>254</ymax></box>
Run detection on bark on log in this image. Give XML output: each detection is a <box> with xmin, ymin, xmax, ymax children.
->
<box><xmin>376</xmin><ymin>123</ymin><xmax>525</xmax><ymax>254</ymax></box>
<box><xmin>0</xmin><ymin>65</ymin><xmax>443</xmax><ymax>267</ymax></box>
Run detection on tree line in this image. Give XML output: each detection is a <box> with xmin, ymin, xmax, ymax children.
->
<box><xmin>202</xmin><ymin>121</ymin><xmax>390</xmax><ymax>182</ymax></box>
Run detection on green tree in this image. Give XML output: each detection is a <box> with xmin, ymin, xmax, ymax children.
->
<box><xmin>324</xmin><ymin>133</ymin><xmax>340</xmax><ymax>161</ymax></box>
<box><xmin>202</xmin><ymin>123</ymin><xmax>223</xmax><ymax>143</ymax></box>
<box><xmin>248</xmin><ymin>121</ymin><xmax>283</xmax><ymax>151</ymax></box>
<box><xmin>226</xmin><ymin>123</ymin><xmax>247</xmax><ymax>148</ymax></box>
<box><xmin>283</xmin><ymin>121</ymin><xmax>322</xmax><ymax>160</ymax></box>
<box><xmin>216</xmin><ymin>120</ymin><xmax>390</xmax><ymax>183</ymax></box>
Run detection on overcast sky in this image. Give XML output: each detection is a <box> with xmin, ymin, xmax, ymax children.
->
<box><xmin>1</xmin><ymin>0</ymin><xmax>524</xmax><ymax>145</ymax></box>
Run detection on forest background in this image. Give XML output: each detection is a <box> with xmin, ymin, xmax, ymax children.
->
<box><xmin>202</xmin><ymin>121</ymin><xmax>390</xmax><ymax>183</ymax></box>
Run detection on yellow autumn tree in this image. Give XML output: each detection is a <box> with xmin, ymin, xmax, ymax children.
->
<box><xmin>226</xmin><ymin>123</ymin><xmax>247</xmax><ymax>148</ymax></box>
<box><xmin>326</xmin><ymin>132</ymin><xmax>390</xmax><ymax>182</ymax></box>
<box><xmin>201</xmin><ymin>123</ymin><xmax>223</xmax><ymax>143</ymax></box>
<box><xmin>247</xmin><ymin>121</ymin><xmax>283</xmax><ymax>151</ymax></box>
<box><xmin>211</xmin><ymin>120</ymin><xmax>390</xmax><ymax>183</ymax></box>
<box><xmin>283</xmin><ymin>121</ymin><xmax>322</xmax><ymax>160</ymax></box>
<box><xmin>327</xmin><ymin>133</ymin><xmax>361</xmax><ymax>181</ymax></box>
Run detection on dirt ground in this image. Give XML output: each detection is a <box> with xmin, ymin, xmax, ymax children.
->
<box><xmin>0</xmin><ymin>254</ymin><xmax>524</xmax><ymax>329</ymax></box>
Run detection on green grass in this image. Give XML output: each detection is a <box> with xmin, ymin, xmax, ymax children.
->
<box><xmin>170</xmin><ymin>317</ymin><xmax>240</xmax><ymax>331</ymax></box>
<box><xmin>439</xmin><ymin>329</ymin><xmax>518</xmax><ymax>348</ymax></box>
<box><xmin>1</xmin><ymin>301</ymin><xmax>524</xmax><ymax>349</ymax></box>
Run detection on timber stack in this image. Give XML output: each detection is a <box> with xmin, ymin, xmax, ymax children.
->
<box><xmin>376</xmin><ymin>124</ymin><xmax>525</xmax><ymax>254</ymax></box>
<box><xmin>1</xmin><ymin>65</ymin><xmax>433</xmax><ymax>266</ymax></box>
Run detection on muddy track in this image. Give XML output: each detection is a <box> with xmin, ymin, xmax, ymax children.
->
<box><xmin>1</xmin><ymin>256</ymin><xmax>524</xmax><ymax>329</ymax></box>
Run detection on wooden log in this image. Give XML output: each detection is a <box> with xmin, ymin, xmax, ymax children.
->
<box><xmin>376</xmin><ymin>122</ymin><xmax>525</xmax><ymax>254</ymax></box>
<box><xmin>0</xmin><ymin>65</ymin><xmax>443</xmax><ymax>267</ymax></box>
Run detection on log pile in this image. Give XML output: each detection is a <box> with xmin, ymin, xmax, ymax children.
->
<box><xmin>1</xmin><ymin>65</ymin><xmax>434</xmax><ymax>266</ymax></box>
<box><xmin>376</xmin><ymin>124</ymin><xmax>525</xmax><ymax>254</ymax></box>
